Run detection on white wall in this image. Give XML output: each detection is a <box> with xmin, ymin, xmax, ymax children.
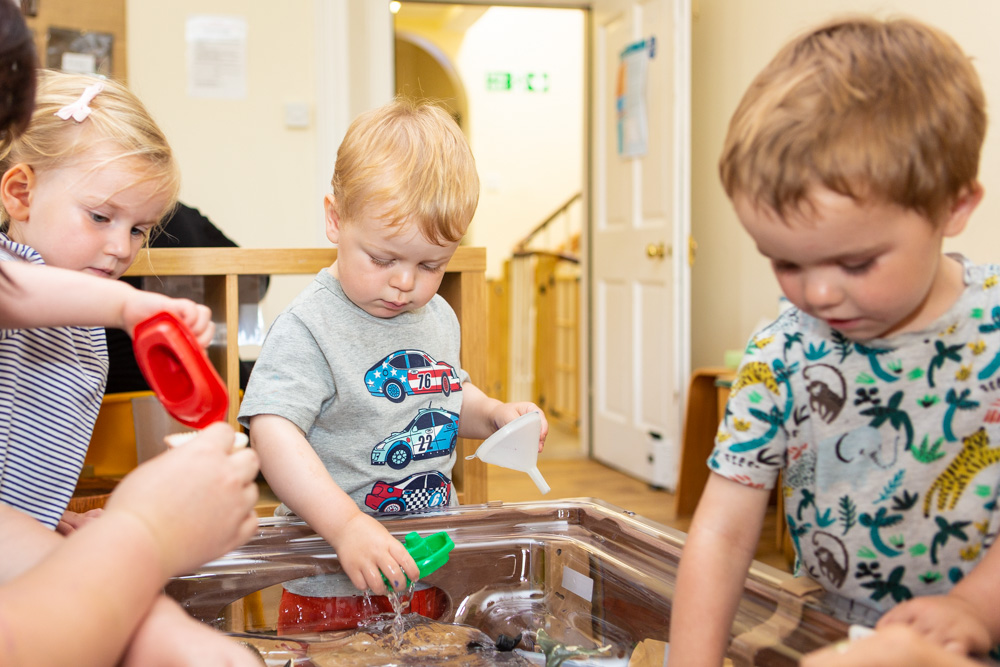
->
<box><xmin>457</xmin><ymin>7</ymin><xmax>585</xmax><ymax>278</ymax></box>
<box><xmin>691</xmin><ymin>0</ymin><xmax>1000</xmax><ymax>368</ymax></box>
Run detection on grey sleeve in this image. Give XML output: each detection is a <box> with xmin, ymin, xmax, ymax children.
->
<box><xmin>237</xmin><ymin>313</ymin><xmax>336</xmax><ymax>433</ymax></box>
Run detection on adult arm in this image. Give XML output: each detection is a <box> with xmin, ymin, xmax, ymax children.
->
<box><xmin>667</xmin><ymin>473</ymin><xmax>772</xmax><ymax>666</ymax></box>
<box><xmin>0</xmin><ymin>423</ymin><xmax>260</xmax><ymax>667</ymax></box>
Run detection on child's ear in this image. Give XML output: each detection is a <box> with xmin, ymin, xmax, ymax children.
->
<box><xmin>0</xmin><ymin>164</ymin><xmax>35</xmax><ymax>221</ymax></box>
<box><xmin>323</xmin><ymin>194</ymin><xmax>341</xmax><ymax>244</ymax></box>
<box><xmin>942</xmin><ymin>181</ymin><xmax>984</xmax><ymax>238</ymax></box>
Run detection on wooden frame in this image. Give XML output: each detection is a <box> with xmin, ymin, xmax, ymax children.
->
<box><xmin>122</xmin><ymin>246</ymin><xmax>489</xmax><ymax>505</ymax></box>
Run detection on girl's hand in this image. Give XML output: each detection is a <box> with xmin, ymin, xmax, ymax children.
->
<box><xmin>56</xmin><ymin>508</ymin><xmax>103</xmax><ymax>535</ymax></box>
<box><xmin>490</xmin><ymin>402</ymin><xmax>548</xmax><ymax>452</ymax></box>
<box><xmin>121</xmin><ymin>291</ymin><xmax>214</xmax><ymax>347</ymax></box>
<box><xmin>329</xmin><ymin>513</ymin><xmax>419</xmax><ymax>595</ymax></box>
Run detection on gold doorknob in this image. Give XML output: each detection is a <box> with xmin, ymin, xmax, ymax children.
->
<box><xmin>646</xmin><ymin>242</ymin><xmax>667</xmax><ymax>259</ymax></box>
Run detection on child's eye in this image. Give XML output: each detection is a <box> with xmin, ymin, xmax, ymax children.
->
<box><xmin>90</xmin><ymin>212</ymin><xmax>110</xmax><ymax>223</ymax></box>
<box><xmin>370</xmin><ymin>256</ymin><xmax>393</xmax><ymax>267</ymax></box>
<box><xmin>420</xmin><ymin>263</ymin><xmax>444</xmax><ymax>273</ymax></box>
<box><xmin>131</xmin><ymin>227</ymin><xmax>149</xmax><ymax>239</ymax></box>
<box><xmin>842</xmin><ymin>259</ymin><xmax>874</xmax><ymax>275</ymax></box>
<box><xmin>771</xmin><ymin>260</ymin><xmax>798</xmax><ymax>274</ymax></box>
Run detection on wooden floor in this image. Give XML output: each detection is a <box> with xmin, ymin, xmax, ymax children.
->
<box><xmin>486</xmin><ymin>422</ymin><xmax>793</xmax><ymax>572</ymax></box>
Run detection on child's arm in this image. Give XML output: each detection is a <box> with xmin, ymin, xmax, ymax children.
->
<box><xmin>667</xmin><ymin>473</ymin><xmax>772</xmax><ymax>667</ymax></box>
<box><xmin>249</xmin><ymin>413</ymin><xmax>418</xmax><ymax>594</ymax></box>
<box><xmin>0</xmin><ymin>423</ymin><xmax>260</xmax><ymax>666</ymax></box>
<box><xmin>457</xmin><ymin>382</ymin><xmax>548</xmax><ymax>452</ymax></box>
<box><xmin>874</xmin><ymin>538</ymin><xmax>1000</xmax><ymax>655</ymax></box>
<box><xmin>0</xmin><ymin>261</ymin><xmax>213</xmax><ymax>345</ymax></box>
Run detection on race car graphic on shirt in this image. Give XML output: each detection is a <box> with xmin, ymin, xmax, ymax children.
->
<box><xmin>364</xmin><ymin>470</ymin><xmax>452</xmax><ymax>513</ymax></box>
<box><xmin>364</xmin><ymin>349</ymin><xmax>462</xmax><ymax>403</ymax></box>
<box><xmin>370</xmin><ymin>406</ymin><xmax>459</xmax><ymax>469</ymax></box>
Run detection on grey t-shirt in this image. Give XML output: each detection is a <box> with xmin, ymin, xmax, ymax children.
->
<box><xmin>238</xmin><ymin>270</ymin><xmax>469</xmax><ymax>513</ymax></box>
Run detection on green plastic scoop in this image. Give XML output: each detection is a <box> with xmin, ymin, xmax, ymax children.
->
<box><xmin>382</xmin><ymin>531</ymin><xmax>454</xmax><ymax>590</ymax></box>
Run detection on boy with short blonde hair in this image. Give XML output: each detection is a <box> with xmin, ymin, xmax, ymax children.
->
<box><xmin>670</xmin><ymin>16</ymin><xmax>1000</xmax><ymax>665</ymax></box>
<box><xmin>239</xmin><ymin>98</ymin><xmax>547</xmax><ymax>596</ymax></box>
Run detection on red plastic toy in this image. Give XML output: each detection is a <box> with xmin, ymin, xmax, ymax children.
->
<box><xmin>132</xmin><ymin>312</ymin><xmax>228</xmax><ymax>429</ymax></box>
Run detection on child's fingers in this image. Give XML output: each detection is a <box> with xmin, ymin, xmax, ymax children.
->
<box><xmin>380</xmin><ymin>561</ymin><xmax>408</xmax><ymax>592</ymax></box>
<box><xmin>388</xmin><ymin>542</ymin><xmax>420</xmax><ymax>586</ymax></box>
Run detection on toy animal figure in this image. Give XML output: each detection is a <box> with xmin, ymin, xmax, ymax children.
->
<box><xmin>924</xmin><ymin>427</ymin><xmax>1000</xmax><ymax>516</ymax></box>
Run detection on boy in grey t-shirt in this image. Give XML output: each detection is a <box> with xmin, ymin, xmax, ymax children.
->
<box><xmin>238</xmin><ymin>99</ymin><xmax>548</xmax><ymax>596</ymax></box>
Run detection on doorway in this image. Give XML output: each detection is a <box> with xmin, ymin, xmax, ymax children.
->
<box><xmin>393</xmin><ymin>3</ymin><xmax>587</xmax><ymax>453</ymax></box>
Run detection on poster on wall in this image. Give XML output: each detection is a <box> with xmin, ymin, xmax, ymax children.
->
<box><xmin>185</xmin><ymin>15</ymin><xmax>247</xmax><ymax>99</ymax></box>
<box><xmin>616</xmin><ymin>37</ymin><xmax>655</xmax><ymax>159</ymax></box>
<box><xmin>47</xmin><ymin>27</ymin><xmax>113</xmax><ymax>76</ymax></box>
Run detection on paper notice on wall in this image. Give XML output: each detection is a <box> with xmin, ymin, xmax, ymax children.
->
<box><xmin>616</xmin><ymin>38</ymin><xmax>654</xmax><ymax>158</ymax></box>
<box><xmin>186</xmin><ymin>15</ymin><xmax>247</xmax><ymax>99</ymax></box>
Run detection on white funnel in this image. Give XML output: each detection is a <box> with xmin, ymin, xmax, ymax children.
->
<box><xmin>466</xmin><ymin>411</ymin><xmax>550</xmax><ymax>494</ymax></box>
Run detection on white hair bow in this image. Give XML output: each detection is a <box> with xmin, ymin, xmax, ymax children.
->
<box><xmin>55</xmin><ymin>82</ymin><xmax>105</xmax><ymax>122</ymax></box>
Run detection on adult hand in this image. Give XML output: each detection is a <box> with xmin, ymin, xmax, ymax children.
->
<box><xmin>102</xmin><ymin>422</ymin><xmax>260</xmax><ymax>577</ymax></box>
<box><xmin>876</xmin><ymin>594</ymin><xmax>992</xmax><ymax>656</ymax></box>
<box><xmin>122</xmin><ymin>596</ymin><xmax>265</xmax><ymax>667</ymax></box>
<box><xmin>801</xmin><ymin>625</ymin><xmax>983</xmax><ymax>667</ymax></box>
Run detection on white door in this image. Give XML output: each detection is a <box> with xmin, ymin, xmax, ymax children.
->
<box><xmin>589</xmin><ymin>0</ymin><xmax>691</xmax><ymax>488</ymax></box>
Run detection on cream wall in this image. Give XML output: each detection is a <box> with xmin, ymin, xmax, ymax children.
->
<box><xmin>125</xmin><ymin>1</ymin><xmax>393</xmax><ymax>325</ymax></box>
<box><xmin>691</xmin><ymin>0</ymin><xmax>1000</xmax><ymax>369</ymax></box>
<box><xmin>126</xmin><ymin>1</ymin><xmax>319</xmax><ymax>249</ymax></box>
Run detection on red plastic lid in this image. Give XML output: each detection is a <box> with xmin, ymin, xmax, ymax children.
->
<box><xmin>131</xmin><ymin>312</ymin><xmax>228</xmax><ymax>429</ymax></box>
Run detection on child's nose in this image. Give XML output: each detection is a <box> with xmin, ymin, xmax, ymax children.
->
<box><xmin>389</xmin><ymin>266</ymin><xmax>415</xmax><ymax>292</ymax></box>
<box><xmin>803</xmin><ymin>271</ymin><xmax>841</xmax><ymax>309</ymax></box>
<box><xmin>104</xmin><ymin>227</ymin><xmax>133</xmax><ymax>259</ymax></box>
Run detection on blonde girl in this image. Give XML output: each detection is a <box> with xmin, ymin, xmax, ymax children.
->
<box><xmin>0</xmin><ymin>70</ymin><xmax>203</xmax><ymax>532</ymax></box>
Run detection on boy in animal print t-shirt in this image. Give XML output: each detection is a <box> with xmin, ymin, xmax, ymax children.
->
<box><xmin>669</xmin><ymin>16</ymin><xmax>1000</xmax><ymax>666</ymax></box>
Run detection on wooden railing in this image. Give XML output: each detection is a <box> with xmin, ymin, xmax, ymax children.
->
<box><xmin>89</xmin><ymin>247</ymin><xmax>489</xmax><ymax>505</ymax></box>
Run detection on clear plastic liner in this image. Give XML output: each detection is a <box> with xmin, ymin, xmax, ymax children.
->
<box><xmin>167</xmin><ymin>499</ymin><xmax>850</xmax><ymax>665</ymax></box>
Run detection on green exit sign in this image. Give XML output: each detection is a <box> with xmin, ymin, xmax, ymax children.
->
<box><xmin>486</xmin><ymin>72</ymin><xmax>511</xmax><ymax>91</ymax></box>
<box><xmin>486</xmin><ymin>72</ymin><xmax>550</xmax><ymax>93</ymax></box>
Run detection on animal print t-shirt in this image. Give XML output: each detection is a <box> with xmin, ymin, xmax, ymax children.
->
<box><xmin>710</xmin><ymin>255</ymin><xmax>1000</xmax><ymax>616</ymax></box>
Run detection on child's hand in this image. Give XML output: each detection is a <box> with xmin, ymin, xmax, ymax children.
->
<box><xmin>55</xmin><ymin>508</ymin><xmax>103</xmax><ymax>535</ymax></box>
<box><xmin>121</xmin><ymin>291</ymin><xmax>215</xmax><ymax>347</ymax></box>
<box><xmin>330</xmin><ymin>512</ymin><xmax>419</xmax><ymax>595</ymax></box>
<box><xmin>123</xmin><ymin>596</ymin><xmax>264</xmax><ymax>667</ymax></box>
<box><xmin>102</xmin><ymin>422</ymin><xmax>260</xmax><ymax>578</ymax></box>
<box><xmin>490</xmin><ymin>402</ymin><xmax>548</xmax><ymax>453</ymax></box>
<box><xmin>875</xmin><ymin>593</ymin><xmax>992</xmax><ymax>656</ymax></box>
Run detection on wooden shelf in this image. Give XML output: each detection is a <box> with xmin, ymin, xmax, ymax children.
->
<box><xmin>117</xmin><ymin>246</ymin><xmax>489</xmax><ymax>505</ymax></box>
